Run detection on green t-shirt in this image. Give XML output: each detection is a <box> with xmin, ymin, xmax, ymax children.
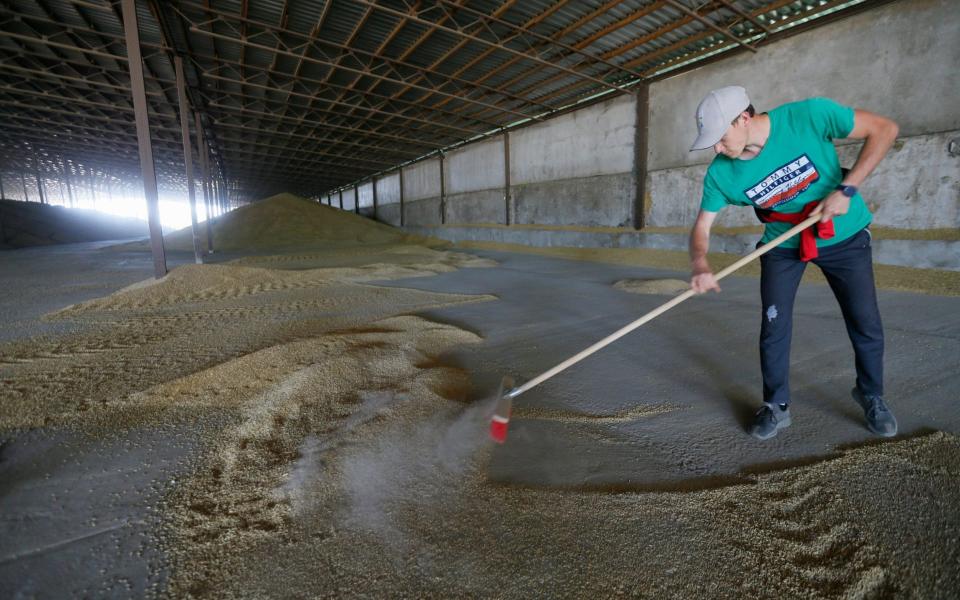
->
<box><xmin>700</xmin><ymin>97</ymin><xmax>871</xmax><ymax>248</ymax></box>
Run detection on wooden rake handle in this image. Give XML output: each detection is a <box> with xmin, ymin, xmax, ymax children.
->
<box><xmin>505</xmin><ymin>214</ymin><xmax>821</xmax><ymax>400</ymax></box>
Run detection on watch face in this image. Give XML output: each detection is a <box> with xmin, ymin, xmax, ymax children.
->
<box><xmin>839</xmin><ymin>185</ymin><xmax>857</xmax><ymax>197</ymax></box>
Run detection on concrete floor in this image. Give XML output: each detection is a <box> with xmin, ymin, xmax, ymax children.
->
<box><xmin>1</xmin><ymin>241</ymin><xmax>958</xmax><ymax>596</ymax></box>
<box><xmin>375</xmin><ymin>249</ymin><xmax>960</xmax><ymax>489</ymax></box>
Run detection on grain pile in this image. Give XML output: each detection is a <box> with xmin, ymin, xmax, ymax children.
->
<box><xmin>162</xmin><ymin>425</ymin><xmax>960</xmax><ymax>598</ymax></box>
<box><xmin>614</xmin><ymin>278</ymin><xmax>690</xmax><ymax>295</ymax></box>
<box><xmin>2</xmin><ymin>194</ymin><xmax>957</xmax><ymax>598</ymax></box>
<box><xmin>0</xmin><ymin>199</ymin><xmax>147</xmax><ymax>249</ymax></box>
<box><xmin>112</xmin><ymin>193</ymin><xmax>430</xmax><ymax>252</ymax></box>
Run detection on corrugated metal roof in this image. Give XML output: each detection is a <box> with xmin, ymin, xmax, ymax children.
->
<box><xmin>0</xmin><ymin>0</ymin><xmax>884</xmax><ymax>201</ymax></box>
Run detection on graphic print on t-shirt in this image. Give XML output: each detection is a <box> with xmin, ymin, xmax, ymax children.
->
<box><xmin>743</xmin><ymin>154</ymin><xmax>820</xmax><ymax>209</ymax></box>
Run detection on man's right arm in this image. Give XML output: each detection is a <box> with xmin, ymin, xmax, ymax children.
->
<box><xmin>689</xmin><ymin>209</ymin><xmax>721</xmax><ymax>294</ymax></box>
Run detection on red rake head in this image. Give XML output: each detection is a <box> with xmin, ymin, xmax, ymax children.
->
<box><xmin>490</xmin><ymin>413</ymin><xmax>510</xmax><ymax>444</ymax></box>
<box><xmin>489</xmin><ymin>376</ymin><xmax>515</xmax><ymax>444</ymax></box>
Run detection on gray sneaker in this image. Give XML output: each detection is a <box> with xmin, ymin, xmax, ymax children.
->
<box><xmin>852</xmin><ymin>388</ymin><xmax>897</xmax><ymax>437</ymax></box>
<box><xmin>749</xmin><ymin>402</ymin><xmax>791</xmax><ymax>440</ymax></box>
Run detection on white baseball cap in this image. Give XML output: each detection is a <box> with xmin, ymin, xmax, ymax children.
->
<box><xmin>690</xmin><ymin>86</ymin><xmax>751</xmax><ymax>151</ymax></box>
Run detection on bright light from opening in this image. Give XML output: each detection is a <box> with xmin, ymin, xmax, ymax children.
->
<box><xmin>94</xmin><ymin>192</ymin><xmax>210</xmax><ymax>232</ymax></box>
<box><xmin>35</xmin><ymin>181</ymin><xmax>214</xmax><ymax>233</ymax></box>
<box><xmin>158</xmin><ymin>194</ymin><xmax>210</xmax><ymax>232</ymax></box>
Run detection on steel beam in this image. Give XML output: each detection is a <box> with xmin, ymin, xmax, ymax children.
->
<box><xmin>717</xmin><ymin>0</ymin><xmax>773</xmax><ymax>35</ymax></box>
<box><xmin>504</xmin><ymin>131</ymin><xmax>511</xmax><ymax>226</ymax></box>
<box><xmin>64</xmin><ymin>162</ymin><xmax>75</xmax><ymax>208</ymax></box>
<box><xmin>204</xmin><ymin>102</ymin><xmax>446</xmax><ymax>148</ymax></box>
<box><xmin>195</xmin><ymin>110</ymin><xmax>213</xmax><ymax>253</ymax></box>
<box><xmin>20</xmin><ymin>172</ymin><xmax>29</xmax><ymax>202</ymax></box>
<box><xmin>399</xmin><ymin>167</ymin><xmax>405</xmax><ymax>227</ymax></box>
<box><xmin>664</xmin><ymin>0</ymin><xmax>757</xmax><ymax>52</ymax></box>
<box><xmin>173</xmin><ymin>1</ymin><xmax>553</xmax><ymax>117</ymax></box>
<box><xmin>432</xmin><ymin>0</ymin><xmax>640</xmax><ymax>82</ymax></box>
<box><xmin>181</xmin><ymin>22</ymin><xmax>543</xmax><ymax>122</ymax></box>
<box><xmin>33</xmin><ymin>155</ymin><xmax>46</xmax><ymax>204</ymax></box>
<box><xmin>347</xmin><ymin>0</ymin><xmax>629</xmax><ymax>94</ymax></box>
<box><xmin>195</xmin><ymin>71</ymin><xmax>482</xmax><ymax>137</ymax></box>
<box><xmin>121</xmin><ymin>0</ymin><xmax>166</xmax><ymax>278</ymax></box>
<box><xmin>175</xmin><ymin>56</ymin><xmax>203</xmax><ymax>265</ymax></box>
<box><xmin>439</xmin><ymin>152</ymin><xmax>445</xmax><ymax>225</ymax></box>
<box><xmin>633</xmin><ymin>84</ymin><xmax>649</xmax><ymax>230</ymax></box>
<box><xmin>185</xmin><ymin>53</ymin><xmax>505</xmax><ymax>131</ymax></box>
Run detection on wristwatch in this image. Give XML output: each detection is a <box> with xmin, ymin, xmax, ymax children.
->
<box><xmin>836</xmin><ymin>183</ymin><xmax>858</xmax><ymax>198</ymax></box>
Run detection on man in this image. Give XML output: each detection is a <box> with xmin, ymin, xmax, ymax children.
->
<box><xmin>687</xmin><ymin>86</ymin><xmax>900</xmax><ymax>440</ymax></box>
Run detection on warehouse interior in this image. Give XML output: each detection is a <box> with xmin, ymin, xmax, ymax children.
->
<box><xmin>1</xmin><ymin>0</ymin><xmax>959</xmax><ymax>597</ymax></box>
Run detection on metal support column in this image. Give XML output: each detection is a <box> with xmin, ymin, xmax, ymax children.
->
<box><xmin>195</xmin><ymin>111</ymin><xmax>214</xmax><ymax>253</ymax></box>
<box><xmin>122</xmin><ymin>0</ymin><xmax>166</xmax><ymax>278</ymax></box>
<box><xmin>439</xmin><ymin>153</ymin><xmax>446</xmax><ymax>225</ymax></box>
<box><xmin>0</xmin><ymin>184</ymin><xmax>5</xmax><ymax>243</ymax></box>
<box><xmin>0</xmin><ymin>174</ymin><xmax>5</xmax><ymax>243</ymax></box>
<box><xmin>88</xmin><ymin>172</ymin><xmax>96</xmax><ymax>210</ymax></box>
<box><xmin>57</xmin><ymin>172</ymin><xmax>65</xmax><ymax>206</ymax></box>
<box><xmin>210</xmin><ymin>172</ymin><xmax>217</xmax><ymax>219</ymax></box>
<box><xmin>338</xmin><ymin>189</ymin><xmax>343</xmax><ymax>210</ymax></box>
<box><xmin>217</xmin><ymin>177</ymin><xmax>223</xmax><ymax>215</ymax></box>
<box><xmin>372</xmin><ymin>176</ymin><xmax>378</xmax><ymax>221</ymax></box>
<box><xmin>64</xmin><ymin>162</ymin><xmax>76</xmax><ymax>209</ymax></box>
<box><xmin>633</xmin><ymin>84</ymin><xmax>649</xmax><ymax>230</ymax></box>
<box><xmin>212</xmin><ymin>177</ymin><xmax>219</xmax><ymax>218</ymax></box>
<box><xmin>210</xmin><ymin>176</ymin><xmax>218</xmax><ymax>218</ymax></box>
<box><xmin>354</xmin><ymin>186</ymin><xmax>359</xmax><ymax>215</ymax></box>
<box><xmin>175</xmin><ymin>55</ymin><xmax>203</xmax><ymax>264</ymax></box>
<box><xmin>20</xmin><ymin>172</ymin><xmax>29</xmax><ymax>202</ymax></box>
<box><xmin>503</xmin><ymin>132</ymin><xmax>511</xmax><ymax>226</ymax></box>
<box><xmin>216</xmin><ymin>176</ymin><xmax>223</xmax><ymax>216</ymax></box>
<box><xmin>399</xmin><ymin>168</ymin><xmax>405</xmax><ymax>227</ymax></box>
<box><xmin>34</xmin><ymin>156</ymin><xmax>46</xmax><ymax>205</ymax></box>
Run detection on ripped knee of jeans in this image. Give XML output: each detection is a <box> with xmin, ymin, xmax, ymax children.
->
<box><xmin>765</xmin><ymin>305</ymin><xmax>779</xmax><ymax>322</ymax></box>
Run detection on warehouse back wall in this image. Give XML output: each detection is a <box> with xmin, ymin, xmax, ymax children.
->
<box><xmin>351</xmin><ymin>0</ymin><xmax>957</xmax><ymax>236</ymax></box>
<box><xmin>648</xmin><ymin>0</ymin><xmax>960</xmax><ymax>230</ymax></box>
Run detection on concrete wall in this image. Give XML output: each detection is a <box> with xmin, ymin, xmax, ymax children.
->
<box><xmin>356</xmin><ymin>0</ymin><xmax>957</xmax><ymax>254</ymax></box>
<box><xmin>375</xmin><ymin>172</ymin><xmax>401</xmax><ymax>226</ymax></box>
<box><xmin>445</xmin><ymin>136</ymin><xmax>507</xmax><ymax>224</ymax></box>
<box><xmin>357</xmin><ymin>181</ymin><xmax>374</xmax><ymax>218</ymax></box>
<box><xmin>510</xmin><ymin>93</ymin><xmax>636</xmax><ymax>226</ymax></box>
<box><xmin>402</xmin><ymin>158</ymin><xmax>441</xmax><ymax>226</ymax></box>
<box><xmin>364</xmin><ymin>92</ymin><xmax>637</xmax><ymax>229</ymax></box>
<box><xmin>836</xmin><ymin>133</ymin><xmax>959</xmax><ymax>230</ymax></box>
<box><xmin>646</xmin><ymin>0</ymin><xmax>960</xmax><ymax>229</ymax></box>
<box><xmin>341</xmin><ymin>187</ymin><xmax>356</xmax><ymax>212</ymax></box>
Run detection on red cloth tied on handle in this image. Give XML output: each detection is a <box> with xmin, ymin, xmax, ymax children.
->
<box><xmin>755</xmin><ymin>200</ymin><xmax>834</xmax><ymax>262</ymax></box>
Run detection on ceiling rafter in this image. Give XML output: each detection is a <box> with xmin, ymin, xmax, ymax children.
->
<box><xmin>406</xmin><ymin>0</ymin><xmax>661</xmax><ymax>123</ymax></box>
<box><xmin>348</xmin><ymin>0</ymin><xmax>630</xmax><ymax>94</ymax></box>
<box><xmin>0</xmin><ymin>0</ymin><xmax>886</xmax><ymax>202</ymax></box>
<box><xmin>280</xmin><ymin>0</ymin><xmax>414</xmax><ymax>159</ymax></box>
<box><xmin>173</xmin><ymin>0</ymin><xmax>554</xmax><ymax>118</ymax></box>
<box><xmin>322</xmin><ymin>0</ymin><xmax>516</xmax><ymax>149</ymax></box>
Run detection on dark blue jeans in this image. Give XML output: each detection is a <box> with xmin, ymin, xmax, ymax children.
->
<box><xmin>758</xmin><ymin>228</ymin><xmax>883</xmax><ymax>406</ymax></box>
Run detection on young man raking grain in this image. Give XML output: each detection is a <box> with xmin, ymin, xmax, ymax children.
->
<box><xmin>687</xmin><ymin>86</ymin><xmax>900</xmax><ymax>440</ymax></box>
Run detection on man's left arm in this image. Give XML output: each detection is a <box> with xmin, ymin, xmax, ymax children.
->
<box><xmin>818</xmin><ymin>109</ymin><xmax>899</xmax><ymax>223</ymax></box>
